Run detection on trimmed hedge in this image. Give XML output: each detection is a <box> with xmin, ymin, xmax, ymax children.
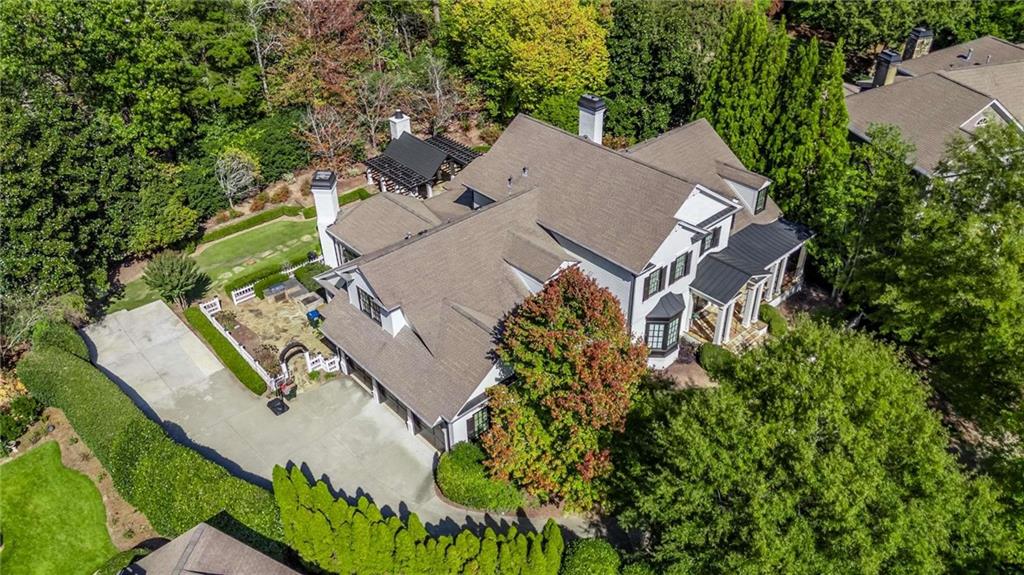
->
<box><xmin>200</xmin><ymin>205</ymin><xmax>303</xmax><ymax>244</ymax></box>
<box><xmin>302</xmin><ymin>205</ymin><xmax>317</xmax><ymax>219</ymax></box>
<box><xmin>222</xmin><ymin>252</ymin><xmax>312</xmax><ymax>294</ymax></box>
<box><xmin>254</xmin><ymin>273</ymin><xmax>289</xmax><ymax>299</ymax></box>
<box><xmin>295</xmin><ymin>262</ymin><xmax>330</xmax><ymax>292</ymax></box>
<box><xmin>759</xmin><ymin>304</ymin><xmax>788</xmax><ymax>335</ymax></box>
<box><xmin>436</xmin><ymin>442</ymin><xmax>524</xmax><ymax>512</ymax></box>
<box><xmin>277</xmin><ymin>465</ymin><xmax>563</xmax><ymax>574</ymax></box>
<box><xmin>339</xmin><ymin>187</ymin><xmax>372</xmax><ymax>206</ymax></box>
<box><xmin>697</xmin><ymin>343</ymin><xmax>736</xmax><ymax>375</ymax></box>
<box><xmin>560</xmin><ymin>539</ymin><xmax>620</xmax><ymax>575</ymax></box>
<box><xmin>32</xmin><ymin>320</ymin><xmax>89</xmax><ymax>360</ymax></box>
<box><xmin>184</xmin><ymin>308</ymin><xmax>267</xmax><ymax>395</ymax></box>
<box><xmin>16</xmin><ymin>344</ymin><xmax>282</xmax><ymax>553</ymax></box>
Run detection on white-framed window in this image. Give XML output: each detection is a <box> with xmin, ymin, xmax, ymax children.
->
<box><xmin>669</xmin><ymin>252</ymin><xmax>692</xmax><ymax>283</ymax></box>
<box><xmin>358</xmin><ymin>288</ymin><xmax>382</xmax><ymax>325</ymax></box>
<box><xmin>468</xmin><ymin>408</ymin><xmax>490</xmax><ymax>440</ymax></box>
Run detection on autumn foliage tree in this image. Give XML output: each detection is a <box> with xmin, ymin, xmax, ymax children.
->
<box><xmin>482</xmin><ymin>266</ymin><xmax>647</xmax><ymax>510</ymax></box>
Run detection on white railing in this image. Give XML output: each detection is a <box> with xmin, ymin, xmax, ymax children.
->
<box><xmin>198</xmin><ymin>297</ymin><xmax>283</xmax><ymax>392</ymax></box>
<box><xmin>304</xmin><ymin>351</ymin><xmax>341</xmax><ymax>374</ymax></box>
<box><xmin>229</xmin><ymin>255</ymin><xmax>325</xmax><ymax>306</ymax></box>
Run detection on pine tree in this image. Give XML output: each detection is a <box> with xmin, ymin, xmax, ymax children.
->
<box><xmin>478</xmin><ymin>537</ymin><xmax>499</xmax><ymax>574</ymax></box>
<box><xmin>697</xmin><ymin>9</ymin><xmax>790</xmax><ymax>170</ymax></box>
<box><xmin>350</xmin><ymin>511</ymin><xmax>371</xmax><ymax>574</ymax></box>
<box><xmin>407</xmin><ymin>512</ymin><xmax>429</xmax><ymax>543</ymax></box>
<box><xmin>526</xmin><ymin>534</ymin><xmax>546</xmax><ymax>575</ymax></box>
<box><xmin>272</xmin><ymin>466</ymin><xmax>298</xmax><ymax>545</ymax></box>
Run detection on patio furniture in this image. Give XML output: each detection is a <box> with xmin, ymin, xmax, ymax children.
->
<box><xmin>267</xmin><ymin>398</ymin><xmax>289</xmax><ymax>416</ymax></box>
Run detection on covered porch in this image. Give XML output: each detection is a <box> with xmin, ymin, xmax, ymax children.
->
<box><xmin>686</xmin><ymin>219</ymin><xmax>812</xmax><ymax>350</ymax></box>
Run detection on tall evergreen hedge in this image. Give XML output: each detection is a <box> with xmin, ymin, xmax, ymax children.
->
<box><xmin>17</xmin><ymin>335</ymin><xmax>282</xmax><ymax>554</ymax></box>
<box><xmin>274</xmin><ymin>465</ymin><xmax>564</xmax><ymax>575</ymax></box>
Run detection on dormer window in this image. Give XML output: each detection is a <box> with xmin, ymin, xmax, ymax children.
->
<box><xmin>754</xmin><ymin>188</ymin><xmax>768</xmax><ymax>214</ymax></box>
<box><xmin>700</xmin><ymin>227</ymin><xmax>721</xmax><ymax>255</ymax></box>
<box><xmin>358</xmin><ymin>288</ymin><xmax>382</xmax><ymax>325</ymax></box>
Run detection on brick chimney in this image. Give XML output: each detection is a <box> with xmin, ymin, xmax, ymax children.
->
<box><xmin>902</xmin><ymin>27</ymin><xmax>934</xmax><ymax>60</ymax></box>
<box><xmin>577</xmin><ymin>94</ymin><xmax>606</xmax><ymax>143</ymax></box>
<box><xmin>872</xmin><ymin>49</ymin><xmax>902</xmax><ymax>88</ymax></box>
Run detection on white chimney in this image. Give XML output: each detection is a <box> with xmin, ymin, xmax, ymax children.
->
<box><xmin>389</xmin><ymin>109</ymin><xmax>411</xmax><ymax>141</ymax></box>
<box><xmin>311</xmin><ymin>170</ymin><xmax>341</xmax><ymax>267</ymax></box>
<box><xmin>577</xmin><ymin>94</ymin><xmax>606</xmax><ymax>143</ymax></box>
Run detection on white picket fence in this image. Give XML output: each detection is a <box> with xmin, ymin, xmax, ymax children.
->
<box><xmin>229</xmin><ymin>255</ymin><xmax>325</xmax><ymax>305</ymax></box>
<box><xmin>198</xmin><ymin>297</ymin><xmax>288</xmax><ymax>391</ymax></box>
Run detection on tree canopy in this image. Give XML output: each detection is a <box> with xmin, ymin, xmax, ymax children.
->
<box><xmin>611</xmin><ymin>320</ymin><xmax>1010</xmax><ymax>573</ymax></box>
<box><xmin>483</xmin><ymin>266</ymin><xmax>647</xmax><ymax>510</ymax></box>
<box><xmin>441</xmin><ymin>0</ymin><xmax>609</xmax><ymax>122</ymax></box>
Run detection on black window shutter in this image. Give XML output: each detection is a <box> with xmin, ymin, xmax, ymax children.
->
<box><xmin>466</xmin><ymin>417</ymin><xmax>475</xmax><ymax>440</ymax></box>
<box><xmin>684</xmin><ymin>252</ymin><xmax>692</xmax><ymax>276</ymax></box>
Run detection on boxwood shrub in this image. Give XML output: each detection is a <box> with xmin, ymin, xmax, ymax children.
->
<box><xmin>183</xmin><ymin>308</ymin><xmax>267</xmax><ymax>395</ymax></box>
<box><xmin>16</xmin><ymin>343</ymin><xmax>282</xmax><ymax>554</ymax></box>
<box><xmin>759</xmin><ymin>304</ymin><xmax>788</xmax><ymax>335</ymax></box>
<box><xmin>338</xmin><ymin>187</ymin><xmax>372</xmax><ymax>206</ymax></box>
<box><xmin>32</xmin><ymin>320</ymin><xmax>89</xmax><ymax>360</ymax></box>
<box><xmin>200</xmin><ymin>205</ymin><xmax>303</xmax><ymax>244</ymax></box>
<box><xmin>698</xmin><ymin>343</ymin><xmax>736</xmax><ymax>375</ymax></box>
<box><xmin>561</xmin><ymin>539</ymin><xmax>620</xmax><ymax>575</ymax></box>
<box><xmin>254</xmin><ymin>273</ymin><xmax>289</xmax><ymax>299</ymax></box>
<box><xmin>436</xmin><ymin>442</ymin><xmax>524</xmax><ymax>512</ymax></box>
<box><xmin>295</xmin><ymin>263</ymin><xmax>330</xmax><ymax>293</ymax></box>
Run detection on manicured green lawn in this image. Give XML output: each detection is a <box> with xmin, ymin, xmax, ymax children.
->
<box><xmin>0</xmin><ymin>442</ymin><xmax>117</xmax><ymax>575</ymax></box>
<box><xmin>106</xmin><ymin>219</ymin><xmax>318</xmax><ymax>313</ymax></box>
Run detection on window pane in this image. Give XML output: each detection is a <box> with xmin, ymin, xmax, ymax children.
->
<box><xmin>646</xmin><ymin>322</ymin><xmax>665</xmax><ymax>350</ymax></box>
<box><xmin>473</xmin><ymin>409</ymin><xmax>489</xmax><ymax>438</ymax></box>
<box><xmin>755</xmin><ymin>189</ymin><xmax>767</xmax><ymax>213</ymax></box>
<box><xmin>666</xmin><ymin>317</ymin><xmax>680</xmax><ymax>347</ymax></box>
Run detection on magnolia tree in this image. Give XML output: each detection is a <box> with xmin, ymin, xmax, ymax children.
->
<box><xmin>482</xmin><ymin>266</ymin><xmax>648</xmax><ymax>510</ymax></box>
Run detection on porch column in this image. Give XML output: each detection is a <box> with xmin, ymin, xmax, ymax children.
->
<box><xmin>406</xmin><ymin>410</ymin><xmax>416</xmax><ymax>435</ymax></box>
<box><xmin>380</xmin><ymin>179</ymin><xmax>388</xmax><ymax>194</ymax></box>
<box><xmin>773</xmin><ymin>257</ymin><xmax>788</xmax><ymax>297</ymax></box>
<box><xmin>795</xmin><ymin>245</ymin><xmax>807</xmax><ymax>283</ymax></box>
<box><xmin>425</xmin><ymin>183</ymin><xmax>433</xmax><ymax>199</ymax></box>
<box><xmin>339</xmin><ymin>354</ymin><xmax>349</xmax><ymax>375</ymax></box>
<box><xmin>741</xmin><ymin>286</ymin><xmax>757</xmax><ymax>327</ymax></box>
<box><xmin>366</xmin><ymin>169</ymin><xmax>374</xmax><ymax>186</ymax></box>
<box><xmin>372</xmin><ymin>379</ymin><xmax>382</xmax><ymax>403</ymax></box>
<box><xmin>713</xmin><ymin>301</ymin><xmax>734</xmax><ymax>345</ymax></box>
<box><xmin>751</xmin><ymin>282</ymin><xmax>765</xmax><ymax>324</ymax></box>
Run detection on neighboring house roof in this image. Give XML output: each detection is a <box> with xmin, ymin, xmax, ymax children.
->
<box><xmin>896</xmin><ymin>35</ymin><xmax>1024</xmax><ymax>77</ymax></box>
<box><xmin>943</xmin><ymin>61</ymin><xmax>1024</xmax><ymax>122</ymax></box>
<box><xmin>846</xmin><ymin>72</ymin><xmax>995</xmax><ymax>173</ymax></box>
<box><xmin>624</xmin><ymin>119</ymin><xmax>781</xmax><ymax>231</ymax></box>
<box><xmin>691</xmin><ymin>219</ymin><xmax>812</xmax><ymax>304</ymax></box>
<box><xmin>328</xmin><ymin>192</ymin><xmax>442</xmax><ymax>254</ymax></box>
<box><xmin>127</xmin><ymin>523</ymin><xmax>297</xmax><ymax>575</ymax></box>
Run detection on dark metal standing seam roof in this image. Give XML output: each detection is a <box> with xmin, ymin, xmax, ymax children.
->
<box><xmin>647</xmin><ymin>291</ymin><xmax>686</xmax><ymax>319</ymax></box>
<box><xmin>425</xmin><ymin>134</ymin><xmax>482</xmax><ymax>167</ymax></box>
<box><xmin>365</xmin><ymin>155</ymin><xmax>431</xmax><ymax>189</ymax></box>
<box><xmin>691</xmin><ymin>219</ymin><xmax>812</xmax><ymax>304</ymax></box>
<box><xmin>365</xmin><ymin>132</ymin><xmax>449</xmax><ymax>190</ymax></box>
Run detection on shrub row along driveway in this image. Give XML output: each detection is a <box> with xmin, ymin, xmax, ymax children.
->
<box><xmin>83</xmin><ymin>301</ymin><xmax>583</xmax><ymax>535</ymax></box>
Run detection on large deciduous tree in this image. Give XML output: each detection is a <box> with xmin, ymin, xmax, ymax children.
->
<box><xmin>604</xmin><ymin>0</ymin><xmax>735</xmax><ymax>142</ymax></box>
<box><xmin>482</xmin><ymin>266</ymin><xmax>647</xmax><ymax>510</ymax></box>
<box><xmin>871</xmin><ymin>123</ymin><xmax>1024</xmax><ymax>437</ymax></box>
<box><xmin>697</xmin><ymin>8</ymin><xmax>790</xmax><ymax>170</ymax></box>
<box><xmin>441</xmin><ymin>0</ymin><xmax>609</xmax><ymax>121</ymax></box>
<box><xmin>611</xmin><ymin>320</ymin><xmax>1011</xmax><ymax>573</ymax></box>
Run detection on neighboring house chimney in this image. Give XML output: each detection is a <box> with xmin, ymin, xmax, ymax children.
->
<box><xmin>872</xmin><ymin>49</ymin><xmax>902</xmax><ymax>88</ymax></box>
<box><xmin>902</xmin><ymin>27</ymin><xmax>934</xmax><ymax>60</ymax></box>
<box><xmin>389</xmin><ymin>109</ymin><xmax>411</xmax><ymax>141</ymax></box>
<box><xmin>577</xmin><ymin>94</ymin><xmax>606</xmax><ymax>143</ymax></box>
<box><xmin>311</xmin><ymin>170</ymin><xmax>341</xmax><ymax>267</ymax></box>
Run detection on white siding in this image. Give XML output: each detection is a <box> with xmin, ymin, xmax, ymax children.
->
<box><xmin>448</xmin><ymin>363</ymin><xmax>509</xmax><ymax>446</ymax></box>
<box><xmin>549</xmin><ymin>231</ymin><xmax>634</xmax><ymax>319</ymax></box>
<box><xmin>345</xmin><ymin>271</ymin><xmax>407</xmax><ymax>336</ymax></box>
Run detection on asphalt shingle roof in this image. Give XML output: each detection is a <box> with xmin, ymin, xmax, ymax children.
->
<box><xmin>896</xmin><ymin>36</ymin><xmax>1024</xmax><ymax>77</ymax></box>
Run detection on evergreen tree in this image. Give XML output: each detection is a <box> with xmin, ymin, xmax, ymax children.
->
<box><xmin>541</xmin><ymin>519</ymin><xmax>564</xmax><ymax>575</ymax></box>
<box><xmin>697</xmin><ymin>9</ymin><xmax>790</xmax><ymax>170</ymax></box>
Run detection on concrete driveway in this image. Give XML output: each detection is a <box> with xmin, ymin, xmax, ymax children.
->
<box><xmin>84</xmin><ymin>302</ymin><xmax>589</xmax><ymax>535</ymax></box>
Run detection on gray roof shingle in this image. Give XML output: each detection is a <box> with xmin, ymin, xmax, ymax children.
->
<box><xmin>130</xmin><ymin>523</ymin><xmax>297</xmax><ymax>575</ymax></box>
<box><xmin>897</xmin><ymin>36</ymin><xmax>1024</xmax><ymax>77</ymax></box>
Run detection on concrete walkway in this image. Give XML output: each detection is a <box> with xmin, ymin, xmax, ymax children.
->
<box><xmin>84</xmin><ymin>302</ymin><xmax>596</xmax><ymax>537</ymax></box>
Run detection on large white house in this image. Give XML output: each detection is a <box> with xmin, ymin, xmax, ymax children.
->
<box><xmin>311</xmin><ymin>97</ymin><xmax>811</xmax><ymax>452</ymax></box>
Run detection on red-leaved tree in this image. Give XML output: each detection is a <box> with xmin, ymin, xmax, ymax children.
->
<box><xmin>482</xmin><ymin>266</ymin><xmax>648</xmax><ymax>510</ymax></box>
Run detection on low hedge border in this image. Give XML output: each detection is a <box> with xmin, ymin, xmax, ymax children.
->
<box><xmin>436</xmin><ymin>442</ymin><xmax>524</xmax><ymax>512</ymax></box>
<box><xmin>183</xmin><ymin>308</ymin><xmax>267</xmax><ymax>395</ymax></box>
<box><xmin>295</xmin><ymin>262</ymin><xmax>330</xmax><ymax>293</ymax></box>
<box><xmin>32</xmin><ymin>320</ymin><xmax>89</xmax><ymax>360</ymax></box>
<box><xmin>17</xmin><ymin>336</ymin><xmax>282</xmax><ymax>555</ymax></box>
<box><xmin>222</xmin><ymin>252</ymin><xmax>313</xmax><ymax>294</ymax></box>
<box><xmin>200</xmin><ymin>205</ymin><xmax>303</xmax><ymax>244</ymax></box>
<box><xmin>254</xmin><ymin>273</ymin><xmax>289</xmax><ymax>299</ymax></box>
<box><xmin>339</xmin><ymin>187</ymin><xmax>371</xmax><ymax>206</ymax></box>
